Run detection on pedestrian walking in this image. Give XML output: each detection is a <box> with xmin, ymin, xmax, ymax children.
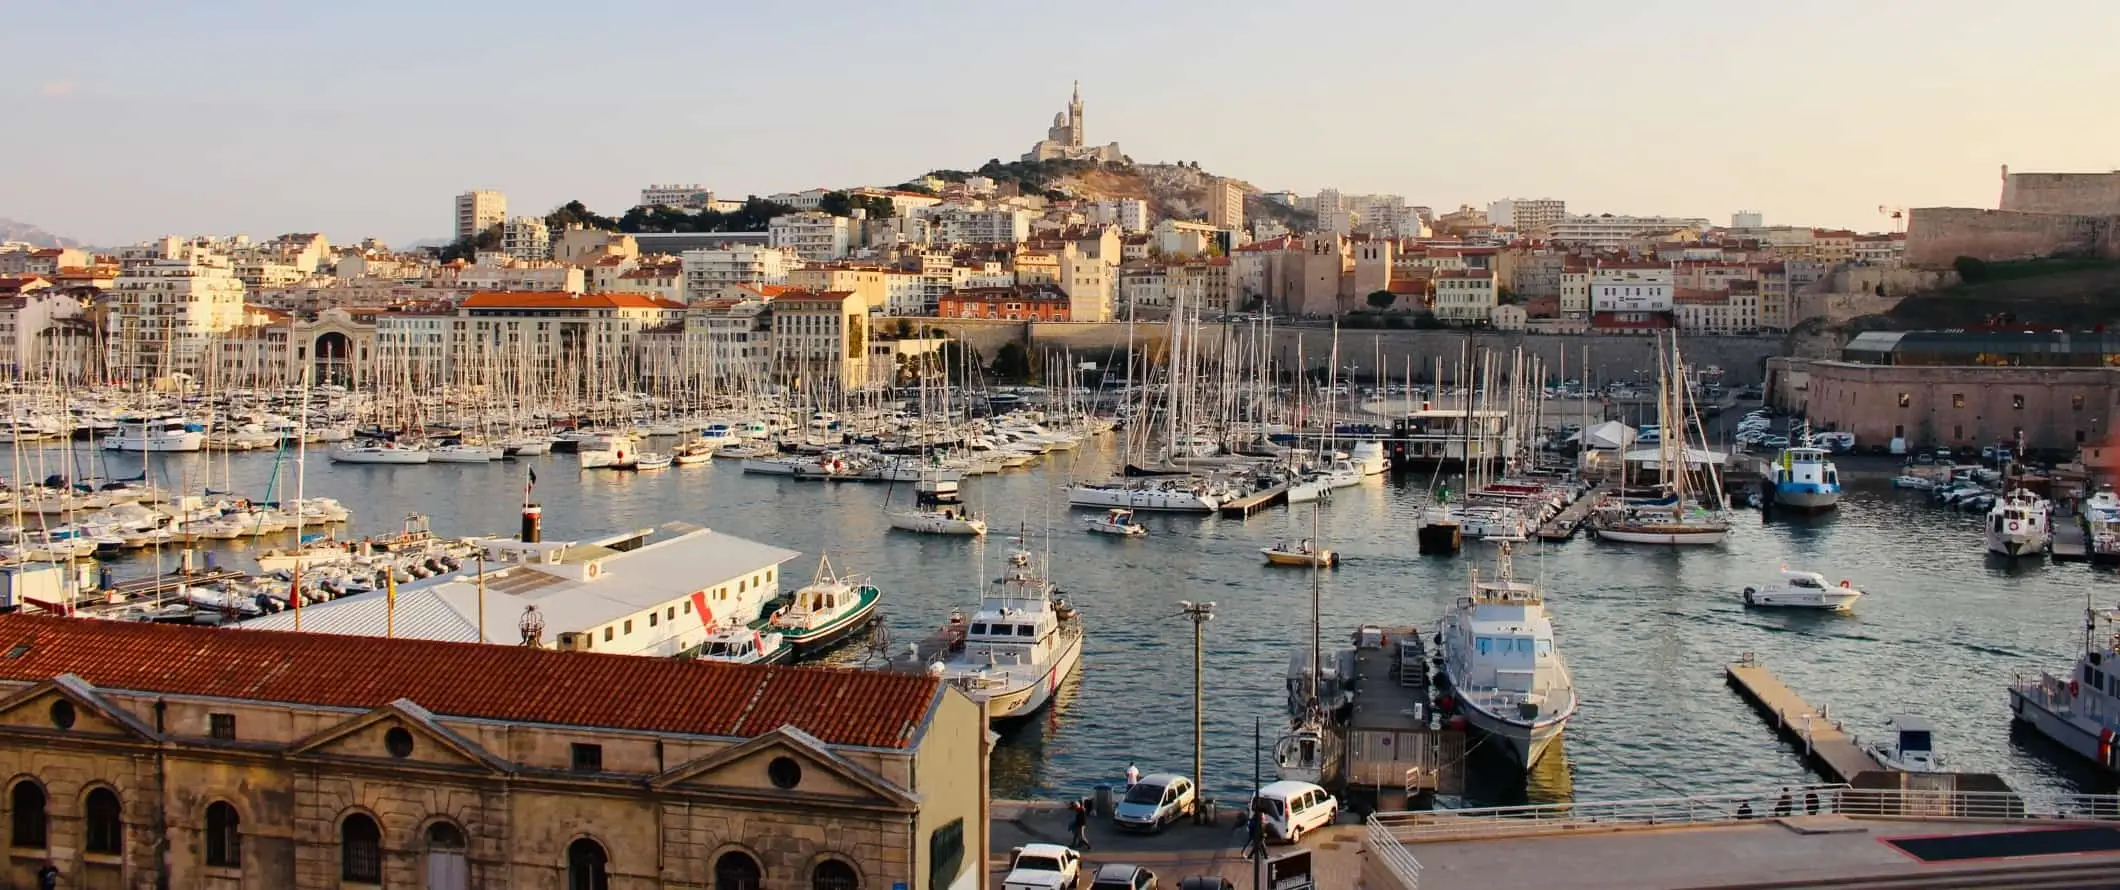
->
<box><xmin>1068</xmin><ymin>800</ymin><xmax>1093</xmax><ymax>851</ymax></box>
<box><xmin>1240</xmin><ymin>806</ymin><xmax>1267</xmax><ymax>859</ymax></box>
<box><xmin>1125</xmin><ymin>761</ymin><xmax>1140</xmax><ymax>788</ymax></box>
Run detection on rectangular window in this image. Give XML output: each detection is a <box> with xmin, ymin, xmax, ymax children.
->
<box><xmin>682</xmin><ymin>600</ymin><xmax>691</xmax><ymax>614</ymax></box>
<box><xmin>210</xmin><ymin>713</ymin><xmax>236</xmax><ymax>740</ymax></box>
<box><xmin>2074</xmin><ymin>395</ymin><xmax>2086</xmax><ymax>411</ymax></box>
<box><xmin>1953</xmin><ymin>393</ymin><xmax>1965</xmax><ymax>409</ymax></box>
<box><xmin>604</xmin><ymin>627</ymin><xmax>614</xmax><ymax>641</ymax></box>
<box><xmin>1954</xmin><ymin>425</ymin><xmax>1963</xmax><ymax>440</ymax></box>
<box><xmin>667</xmin><ymin>607</ymin><xmax>676</xmax><ymax>620</ymax></box>
<box><xmin>648</xmin><ymin>613</ymin><xmax>658</xmax><ymax>627</ymax></box>
<box><xmin>571</xmin><ymin>743</ymin><xmax>603</xmax><ymax>773</ymax></box>
<box><xmin>624</xmin><ymin>620</ymin><xmax>633</xmax><ymax>634</ymax></box>
<box><xmin>1897</xmin><ymin>393</ymin><xmax>1910</xmax><ymax>408</ymax></box>
<box><xmin>2013</xmin><ymin>394</ymin><xmax>2025</xmax><ymax>409</ymax></box>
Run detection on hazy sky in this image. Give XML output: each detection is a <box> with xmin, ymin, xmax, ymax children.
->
<box><xmin>5</xmin><ymin>0</ymin><xmax>2117</xmax><ymax>247</ymax></box>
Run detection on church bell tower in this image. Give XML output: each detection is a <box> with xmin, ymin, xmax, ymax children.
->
<box><xmin>1068</xmin><ymin>80</ymin><xmax>1084</xmax><ymax>146</ymax></box>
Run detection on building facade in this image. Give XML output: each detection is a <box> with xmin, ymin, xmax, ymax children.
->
<box><xmin>454</xmin><ymin>190</ymin><xmax>507</xmax><ymax>243</ymax></box>
<box><xmin>937</xmin><ymin>285</ymin><xmax>1071</xmax><ymax>321</ymax></box>
<box><xmin>770</xmin><ymin>290</ymin><xmax>870</xmax><ymax>391</ymax></box>
<box><xmin>0</xmin><ymin>612</ymin><xmax>987</xmax><ymax>890</ymax></box>
<box><xmin>1769</xmin><ymin>358</ymin><xmax>2118</xmax><ymax>453</ymax></box>
<box><xmin>501</xmin><ymin>216</ymin><xmax>551</xmax><ymax>261</ymax></box>
<box><xmin>640</xmin><ymin>184</ymin><xmax>715</xmax><ymax>210</ymax></box>
<box><xmin>1022</xmin><ymin>81</ymin><xmax>1124</xmax><ymax>163</ymax></box>
<box><xmin>1207</xmin><ymin>180</ymin><xmax>1245</xmax><ymax>232</ymax></box>
<box><xmin>108</xmin><ymin>239</ymin><xmax>250</xmax><ymax>380</ymax></box>
<box><xmin>767</xmin><ymin>214</ymin><xmax>853</xmax><ymax>263</ymax></box>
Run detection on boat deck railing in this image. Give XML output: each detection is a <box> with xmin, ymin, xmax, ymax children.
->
<box><xmin>1364</xmin><ymin>784</ymin><xmax>2120</xmax><ymax>888</ymax></box>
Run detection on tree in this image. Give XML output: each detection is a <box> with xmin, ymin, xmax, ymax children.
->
<box><xmin>1411</xmin><ymin>310</ymin><xmax>1445</xmax><ymax>330</ymax></box>
<box><xmin>544</xmin><ymin>200</ymin><xmax>617</xmax><ymax>232</ymax></box>
<box><xmin>991</xmin><ymin>342</ymin><xmax>1033</xmax><ymax>382</ymax></box>
<box><xmin>1954</xmin><ymin>255</ymin><xmax>1991</xmax><ymax>283</ymax></box>
<box><xmin>817</xmin><ymin>191</ymin><xmax>854</xmax><ymax>217</ymax></box>
<box><xmin>1366</xmin><ymin>289</ymin><xmax>1398</xmax><ymax>310</ymax></box>
<box><xmin>1497</xmin><ymin>286</ymin><xmax>1520</xmax><ymax>305</ymax></box>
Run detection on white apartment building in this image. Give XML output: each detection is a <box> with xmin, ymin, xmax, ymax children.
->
<box><xmin>233</xmin><ymin>257</ymin><xmax>307</xmax><ymax>291</ymax></box>
<box><xmin>680</xmin><ymin>246</ymin><xmax>799</xmax><ymax>300</ymax></box>
<box><xmin>1153</xmin><ymin>220</ymin><xmax>1218</xmax><ymax>258</ymax></box>
<box><xmin>612</xmin><ymin>262</ymin><xmax>684</xmax><ymax>304</ymax></box>
<box><xmin>501</xmin><ymin>216</ymin><xmax>550</xmax><ymax>261</ymax></box>
<box><xmin>766</xmin><ymin>188</ymin><xmax>832</xmax><ymax>211</ymax></box>
<box><xmin>882</xmin><ymin>272</ymin><xmax>927</xmax><ymax>316</ymax></box>
<box><xmin>1543</xmin><ymin>215</ymin><xmax>1710</xmax><ymax>248</ymax></box>
<box><xmin>1591</xmin><ymin>262</ymin><xmax>1674</xmax><ymax>316</ymax></box>
<box><xmin>1120</xmin><ymin>266</ymin><xmax>1168</xmax><ymax>311</ymax></box>
<box><xmin>640</xmin><ymin>184</ymin><xmax>715</xmax><ymax>210</ymax></box>
<box><xmin>1560</xmin><ymin>265</ymin><xmax>1591</xmax><ymax>317</ymax></box>
<box><xmin>1731</xmin><ymin>210</ymin><xmax>1765</xmax><ymax>229</ymax></box>
<box><xmin>377</xmin><ymin>291</ymin><xmax>684</xmax><ymax>386</ymax></box>
<box><xmin>1347</xmin><ymin>194</ymin><xmax>1406</xmax><ymax>234</ymax></box>
<box><xmin>0</xmin><ymin>291</ymin><xmax>87</xmax><ymax>378</ymax></box>
<box><xmin>454</xmin><ymin>190</ymin><xmax>507</xmax><ymax>242</ymax></box>
<box><xmin>1313</xmin><ymin>189</ymin><xmax>1350</xmax><ymax>235</ymax></box>
<box><xmin>108</xmin><ymin>239</ymin><xmax>249</xmax><ymax>380</ymax></box>
<box><xmin>1433</xmin><ymin>270</ymin><xmax>1498</xmax><ymax>324</ymax></box>
<box><xmin>450</xmin><ymin>256</ymin><xmax>584</xmax><ymax>294</ymax></box>
<box><xmin>767</xmin><ymin>213</ymin><xmax>852</xmax><ymax>262</ymax></box>
<box><xmin>934</xmin><ymin>209</ymin><xmax>1031</xmax><ymax>245</ymax></box>
<box><xmin>683</xmin><ymin>296</ymin><xmax>773</xmax><ymax>384</ymax></box>
<box><xmin>1090</xmin><ymin>199</ymin><xmax>1150</xmax><ymax>232</ymax></box>
<box><xmin>1488</xmin><ymin>198</ymin><xmax>1567</xmax><ymax>234</ymax></box>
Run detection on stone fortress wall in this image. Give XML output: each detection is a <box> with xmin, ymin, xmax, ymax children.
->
<box><xmin>1906</xmin><ymin>167</ymin><xmax>2120</xmax><ymax>267</ymax></box>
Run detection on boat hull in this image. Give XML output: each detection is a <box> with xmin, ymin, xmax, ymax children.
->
<box><xmin>966</xmin><ymin>632</ymin><xmax>1085</xmax><ymax>723</ymax></box>
<box><xmin>1772</xmin><ymin>488</ymin><xmax>1840</xmax><ymax>511</ymax></box>
<box><xmin>102</xmin><ymin>433</ymin><xmax>206</xmax><ymax>452</ymax></box>
<box><xmin>1262</xmin><ymin>549</ymin><xmax>1336</xmax><ymax>567</ymax></box>
<box><xmin>887</xmin><ymin>512</ymin><xmax>987</xmax><ymax>536</ymax></box>
<box><xmin>2009</xmin><ymin>684</ymin><xmax>2120</xmax><ymax>774</ymax></box>
<box><xmin>1594</xmin><ymin>525</ymin><xmax>1728</xmax><ymax>545</ymax></box>
<box><xmin>1457</xmin><ymin>701</ymin><xmax>1568</xmax><ymax>771</ymax></box>
<box><xmin>778</xmin><ymin>591</ymin><xmax>881</xmax><ymax>657</ymax></box>
<box><xmin>1742</xmin><ymin>585</ymin><xmax>1861</xmax><ymax>611</ymax></box>
<box><xmin>330</xmin><ymin>448</ymin><xmax>430</xmax><ymax>465</ymax></box>
<box><xmin>1066</xmin><ymin>485</ymin><xmax>1221</xmax><ymax>513</ymax></box>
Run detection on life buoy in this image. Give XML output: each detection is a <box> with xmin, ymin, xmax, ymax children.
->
<box><xmin>1840</xmin><ymin>579</ymin><xmax>1851</xmax><ymax>588</ymax></box>
<box><xmin>2009</xmin><ymin>521</ymin><xmax>2021</xmax><ymax>532</ymax></box>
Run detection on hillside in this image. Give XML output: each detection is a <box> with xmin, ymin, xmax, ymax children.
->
<box><xmin>920</xmin><ymin>159</ymin><xmax>1311</xmax><ymax>230</ymax></box>
<box><xmin>0</xmin><ymin>218</ymin><xmax>80</xmax><ymax>248</ymax></box>
<box><xmin>1867</xmin><ymin>258</ymin><xmax>2120</xmax><ymax>329</ymax></box>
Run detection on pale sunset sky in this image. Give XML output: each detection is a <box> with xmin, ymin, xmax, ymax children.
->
<box><xmin>3</xmin><ymin>0</ymin><xmax>2116</xmax><ymax>246</ymax></box>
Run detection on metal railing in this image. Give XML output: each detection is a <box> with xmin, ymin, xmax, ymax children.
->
<box><xmin>1361</xmin><ymin>783</ymin><xmax>2120</xmax><ymax>888</ymax></box>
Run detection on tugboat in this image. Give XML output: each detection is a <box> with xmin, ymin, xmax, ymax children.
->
<box><xmin>768</xmin><ymin>555</ymin><xmax>882</xmax><ymax>658</ymax></box>
<box><xmin>2010</xmin><ymin>603</ymin><xmax>2120</xmax><ymax>774</ymax></box>
<box><xmin>934</xmin><ymin>543</ymin><xmax>1084</xmax><ymax>722</ymax></box>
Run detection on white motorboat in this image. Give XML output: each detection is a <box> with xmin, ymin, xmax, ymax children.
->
<box><xmin>1984</xmin><ymin>489</ymin><xmax>2050</xmax><ymax>558</ymax></box>
<box><xmin>1863</xmin><ymin>715</ymin><xmax>1944</xmax><ymax>773</ymax></box>
<box><xmin>329</xmin><ymin>440</ymin><xmax>430</xmax><ymax>464</ymax></box>
<box><xmin>101</xmin><ymin>415</ymin><xmax>205</xmax><ymax>452</ymax></box>
<box><xmin>887</xmin><ymin>474</ymin><xmax>986</xmax><ymax>536</ymax></box>
<box><xmin>577</xmin><ymin>434</ymin><xmax>639</xmax><ymax>470</ymax></box>
<box><xmin>1348</xmin><ymin>441</ymin><xmax>1389</xmax><ymax>476</ymax></box>
<box><xmin>1262</xmin><ymin>539</ymin><xmax>1338</xmax><ymax>568</ymax></box>
<box><xmin>692</xmin><ymin>626</ymin><xmax>791</xmax><ymax>665</ymax></box>
<box><xmin>429</xmin><ymin>442</ymin><xmax>503</xmax><ymax>463</ymax></box>
<box><xmin>1438</xmin><ymin>541</ymin><xmax>1578</xmax><ymax>771</ymax></box>
<box><xmin>935</xmin><ymin>547</ymin><xmax>1084</xmax><ymax>721</ymax></box>
<box><xmin>2085</xmin><ymin>486</ymin><xmax>2120</xmax><ymax>566</ymax></box>
<box><xmin>1285</xmin><ymin>477</ymin><xmax>1330</xmax><ymax>504</ymax></box>
<box><xmin>503</xmin><ymin>435</ymin><xmax>553</xmax><ymax>456</ymax></box>
<box><xmin>1084</xmin><ymin>508</ymin><xmax>1147</xmax><ymax>537</ymax></box>
<box><xmin>1741</xmin><ymin>569</ymin><xmax>1863</xmax><ymax>612</ymax></box>
<box><xmin>1890</xmin><ymin>474</ymin><xmax>1937</xmax><ymax>490</ymax></box>
<box><xmin>2009</xmin><ymin>604</ymin><xmax>2120</xmax><ymax>775</ymax></box>
<box><xmin>632</xmin><ymin>451</ymin><xmax>673</xmax><ymax>470</ymax></box>
<box><xmin>739</xmin><ymin>455</ymin><xmax>802</xmax><ymax>475</ymax></box>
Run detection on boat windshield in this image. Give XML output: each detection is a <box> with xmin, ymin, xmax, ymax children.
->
<box><xmin>1790</xmin><ymin>576</ymin><xmax>1822</xmax><ymax>589</ymax></box>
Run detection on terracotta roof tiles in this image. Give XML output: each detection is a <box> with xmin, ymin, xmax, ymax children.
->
<box><xmin>0</xmin><ymin>613</ymin><xmax>940</xmax><ymax>749</ymax></box>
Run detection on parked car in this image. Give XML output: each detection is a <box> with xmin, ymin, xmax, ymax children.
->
<box><xmin>1760</xmin><ymin>435</ymin><xmax>1791</xmax><ymax>449</ymax></box>
<box><xmin>1002</xmin><ymin>844</ymin><xmax>1083</xmax><ymax>890</ymax></box>
<box><xmin>1113</xmin><ymin>774</ymin><xmax>1195</xmax><ymax>833</ymax></box>
<box><xmin>1252</xmin><ymin>780</ymin><xmax>1339</xmax><ymax>844</ymax></box>
<box><xmin>1088</xmin><ymin>864</ymin><xmax>1158</xmax><ymax>890</ymax></box>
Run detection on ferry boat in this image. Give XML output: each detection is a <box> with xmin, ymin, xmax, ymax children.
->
<box><xmin>1741</xmin><ymin>569</ymin><xmax>1863</xmax><ymax>612</ymax></box>
<box><xmin>1984</xmin><ymin>489</ymin><xmax>2051</xmax><ymax>558</ymax></box>
<box><xmin>100</xmin><ymin>415</ymin><xmax>205</xmax><ymax>452</ymax></box>
<box><xmin>2009</xmin><ymin>604</ymin><xmax>2120</xmax><ymax>775</ymax></box>
<box><xmin>1437</xmin><ymin>541</ymin><xmax>1578</xmax><ymax>771</ymax></box>
<box><xmin>768</xmin><ymin>555</ymin><xmax>882</xmax><ymax>657</ymax></box>
<box><xmin>1762</xmin><ymin>430</ymin><xmax>1841</xmax><ymax>512</ymax></box>
<box><xmin>2083</xmin><ymin>487</ymin><xmax>2120</xmax><ymax>567</ymax></box>
<box><xmin>936</xmin><ymin>546</ymin><xmax>1084</xmax><ymax>722</ymax></box>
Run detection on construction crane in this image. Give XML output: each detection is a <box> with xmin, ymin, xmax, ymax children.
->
<box><xmin>1877</xmin><ymin>205</ymin><xmax>1906</xmax><ymax>234</ymax></box>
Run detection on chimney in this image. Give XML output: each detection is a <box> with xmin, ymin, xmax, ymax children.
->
<box><xmin>521</xmin><ymin>504</ymin><xmax>542</xmax><ymax>544</ymax></box>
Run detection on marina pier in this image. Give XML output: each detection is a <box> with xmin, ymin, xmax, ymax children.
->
<box><xmin>1725</xmin><ymin>655</ymin><xmax>1884</xmax><ymax>783</ymax></box>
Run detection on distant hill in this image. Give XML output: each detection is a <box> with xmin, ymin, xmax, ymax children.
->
<box><xmin>917</xmin><ymin>160</ymin><xmax>1312</xmax><ymax>231</ymax></box>
<box><xmin>0</xmin><ymin>218</ymin><xmax>80</xmax><ymax>248</ymax></box>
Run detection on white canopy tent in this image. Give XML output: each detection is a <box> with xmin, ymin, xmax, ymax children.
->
<box><xmin>1622</xmin><ymin>446</ymin><xmax>1730</xmax><ymax>468</ymax></box>
<box><xmin>1570</xmin><ymin>421</ymin><xmax>1637</xmax><ymax>450</ymax></box>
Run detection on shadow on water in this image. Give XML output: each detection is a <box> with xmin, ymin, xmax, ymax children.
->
<box><xmin>1457</xmin><ymin>737</ymin><xmax>1575</xmax><ymax>808</ymax></box>
<box><xmin>990</xmin><ymin>670</ymin><xmax>1089</xmax><ymax>799</ymax></box>
<box><xmin>2008</xmin><ymin>721</ymin><xmax>2120</xmax><ymax>797</ymax></box>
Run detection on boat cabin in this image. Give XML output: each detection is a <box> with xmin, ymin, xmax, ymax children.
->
<box><xmin>960</xmin><ymin>551</ymin><xmax>1064</xmax><ymax>667</ymax></box>
<box><xmin>1769</xmin><ymin>447</ymin><xmax>1838</xmax><ymax>488</ymax></box>
<box><xmin>700</xmin><ymin>630</ymin><xmax>770</xmax><ymax>662</ymax></box>
<box><xmin>1454</xmin><ymin>580</ymin><xmax>1558</xmax><ymax>693</ymax></box>
<box><xmin>1888</xmin><ymin>715</ymin><xmax>1934</xmax><ymax>759</ymax></box>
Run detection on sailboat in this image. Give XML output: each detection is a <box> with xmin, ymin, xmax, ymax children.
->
<box><xmin>1591</xmin><ymin>333</ymin><xmax>1731</xmax><ymax>545</ymax></box>
<box><xmin>1276</xmin><ymin>503</ymin><xmax>1342</xmax><ymax>785</ymax></box>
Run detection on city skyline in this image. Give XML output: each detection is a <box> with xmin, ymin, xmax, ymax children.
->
<box><xmin>4</xmin><ymin>0</ymin><xmax>2117</xmax><ymax>246</ymax></box>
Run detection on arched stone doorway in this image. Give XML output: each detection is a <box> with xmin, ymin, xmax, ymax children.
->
<box><xmin>314</xmin><ymin>331</ymin><xmax>353</xmax><ymax>387</ymax></box>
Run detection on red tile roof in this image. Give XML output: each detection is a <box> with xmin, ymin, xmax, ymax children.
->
<box><xmin>0</xmin><ymin>613</ymin><xmax>941</xmax><ymax>749</ymax></box>
<box><xmin>462</xmin><ymin>291</ymin><xmax>682</xmax><ymax>310</ymax></box>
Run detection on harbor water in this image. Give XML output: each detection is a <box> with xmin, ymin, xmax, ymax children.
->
<box><xmin>43</xmin><ymin>440</ymin><xmax>2120</xmax><ymax>807</ymax></box>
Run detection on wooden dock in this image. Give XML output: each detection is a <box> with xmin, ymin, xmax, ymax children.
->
<box><xmin>1536</xmin><ymin>488</ymin><xmax>1606</xmax><ymax>541</ymax></box>
<box><xmin>1726</xmin><ymin>656</ymin><xmax>1885</xmax><ymax>783</ymax></box>
<box><xmin>1219</xmin><ymin>482</ymin><xmax>1289</xmax><ymax>518</ymax></box>
<box><xmin>2053</xmin><ymin>519</ymin><xmax>2089</xmax><ymax>562</ymax></box>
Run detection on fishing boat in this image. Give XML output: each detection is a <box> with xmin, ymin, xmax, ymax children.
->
<box><xmin>632</xmin><ymin>451</ymin><xmax>673</xmax><ymax>471</ymax></box>
<box><xmin>1261</xmin><ymin>539</ymin><xmax>1337</xmax><ymax>568</ymax></box>
<box><xmin>935</xmin><ymin>545</ymin><xmax>1084</xmax><ymax>721</ymax></box>
<box><xmin>1741</xmin><ymin>569</ymin><xmax>1863</xmax><ymax>612</ymax></box>
<box><xmin>1083</xmin><ymin>508</ymin><xmax>1147</xmax><ymax>537</ymax></box>
<box><xmin>693</xmin><ymin>626</ymin><xmax>791</xmax><ymax>665</ymax></box>
<box><xmin>1761</xmin><ymin>426</ymin><xmax>1841</xmax><ymax>512</ymax></box>
<box><xmin>329</xmin><ymin>439</ymin><xmax>431</xmax><ymax>464</ymax></box>
<box><xmin>768</xmin><ymin>555</ymin><xmax>882</xmax><ymax>657</ymax></box>
<box><xmin>1984</xmin><ymin>489</ymin><xmax>2051</xmax><ymax>558</ymax></box>
<box><xmin>1437</xmin><ymin>540</ymin><xmax>1578</xmax><ymax>771</ymax></box>
<box><xmin>886</xmin><ymin>473</ymin><xmax>986</xmax><ymax>536</ymax></box>
<box><xmin>2009</xmin><ymin>603</ymin><xmax>2120</xmax><ymax>775</ymax></box>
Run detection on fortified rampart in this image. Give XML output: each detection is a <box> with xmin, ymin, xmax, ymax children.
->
<box><xmin>1789</xmin><ymin>265</ymin><xmax>1956</xmax><ymax>326</ymax></box>
<box><xmin>2002</xmin><ymin>170</ymin><xmax>2120</xmax><ymax>216</ymax></box>
<box><xmin>910</xmin><ymin>318</ymin><xmax>1784</xmax><ymax>385</ymax></box>
<box><xmin>1903</xmin><ymin>207</ymin><xmax>2120</xmax><ymax>268</ymax></box>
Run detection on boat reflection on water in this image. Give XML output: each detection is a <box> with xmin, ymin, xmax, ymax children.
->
<box><xmin>1458</xmin><ymin>736</ymin><xmax>1575</xmax><ymax>807</ymax></box>
<box><xmin>988</xmin><ymin>667</ymin><xmax>1088</xmax><ymax>799</ymax></box>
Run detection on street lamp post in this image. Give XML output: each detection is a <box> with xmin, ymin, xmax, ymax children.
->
<box><xmin>1180</xmin><ymin>600</ymin><xmax>1216</xmax><ymax>820</ymax></box>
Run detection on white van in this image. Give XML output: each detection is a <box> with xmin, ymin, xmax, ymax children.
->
<box><xmin>1252</xmin><ymin>780</ymin><xmax>1338</xmax><ymax>843</ymax></box>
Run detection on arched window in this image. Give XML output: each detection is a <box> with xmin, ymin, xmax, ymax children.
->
<box><xmin>84</xmin><ymin>787</ymin><xmax>122</xmax><ymax>855</ymax></box>
<box><xmin>341</xmin><ymin>814</ymin><xmax>383</xmax><ymax>883</ymax></box>
<box><xmin>8</xmin><ymin>780</ymin><xmax>46</xmax><ymax>849</ymax></box>
<box><xmin>566</xmin><ymin>837</ymin><xmax>609</xmax><ymax>890</ymax></box>
<box><xmin>206</xmin><ymin>802</ymin><xmax>241</xmax><ymax>868</ymax></box>
<box><xmin>813</xmin><ymin>859</ymin><xmax>860</xmax><ymax>890</ymax></box>
<box><xmin>714</xmin><ymin>851</ymin><xmax>763</xmax><ymax>890</ymax></box>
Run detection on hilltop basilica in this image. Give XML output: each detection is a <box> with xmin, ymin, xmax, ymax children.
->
<box><xmin>1022</xmin><ymin>82</ymin><xmax>1126</xmax><ymax>164</ymax></box>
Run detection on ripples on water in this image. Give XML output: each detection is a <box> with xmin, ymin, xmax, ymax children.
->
<box><xmin>61</xmin><ymin>443</ymin><xmax>2120</xmax><ymax>806</ymax></box>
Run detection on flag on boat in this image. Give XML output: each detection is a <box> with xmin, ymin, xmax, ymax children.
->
<box><xmin>527</xmin><ymin>467</ymin><xmax>537</xmax><ymax>492</ymax></box>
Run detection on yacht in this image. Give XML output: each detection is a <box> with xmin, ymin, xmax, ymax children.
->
<box><xmin>429</xmin><ymin>442</ymin><xmax>503</xmax><ymax>463</ymax></box>
<box><xmin>577</xmin><ymin>433</ymin><xmax>639</xmax><ymax>470</ymax></box>
<box><xmin>1863</xmin><ymin>716</ymin><xmax>1944</xmax><ymax>772</ymax></box>
<box><xmin>1762</xmin><ymin>430</ymin><xmax>1841</xmax><ymax>512</ymax></box>
<box><xmin>1437</xmin><ymin>541</ymin><xmax>1578</xmax><ymax>771</ymax></box>
<box><xmin>935</xmin><ymin>546</ymin><xmax>1085</xmax><ymax>721</ymax></box>
<box><xmin>768</xmin><ymin>556</ymin><xmax>882</xmax><ymax>657</ymax></box>
<box><xmin>1348</xmin><ymin>440</ymin><xmax>1389</xmax><ymax>476</ymax></box>
<box><xmin>2083</xmin><ymin>486</ymin><xmax>2120</xmax><ymax>567</ymax></box>
<box><xmin>2009</xmin><ymin>603</ymin><xmax>2120</xmax><ymax>775</ymax></box>
<box><xmin>1984</xmin><ymin>489</ymin><xmax>2051</xmax><ymax>558</ymax></box>
<box><xmin>101</xmin><ymin>415</ymin><xmax>205</xmax><ymax>452</ymax></box>
<box><xmin>1066</xmin><ymin>478</ymin><xmax>1228</xmax><ymax>513</ymax></box>
<box><xmin>887</xmin><ymin>474</ymin><xmax>987</xmax><ymax>536</ymax></box>
<box><xmin>329</xmin><ymin>439</ymin><xmax>430</xmax><ymax>464</ymax></box>
<box><xmin>1741</xmin><ymin>569</ymin><xmax>1863</xmax><ymax>612</ymax></box>
<box><xmin>1591</xmin><ymin>491</ymin><xmax>1729</xmax><ymax>545</ymax></box>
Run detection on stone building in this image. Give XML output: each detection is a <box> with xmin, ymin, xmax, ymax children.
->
<box><xmin>1021</xmin><ymin>82</ymin><xmax>1123</xmax><ymax>164</ymax></box>
<box><xmin>0</xmin><ymin>613</ymin><xmax>988</xmax><ymax>890</ymax></box>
